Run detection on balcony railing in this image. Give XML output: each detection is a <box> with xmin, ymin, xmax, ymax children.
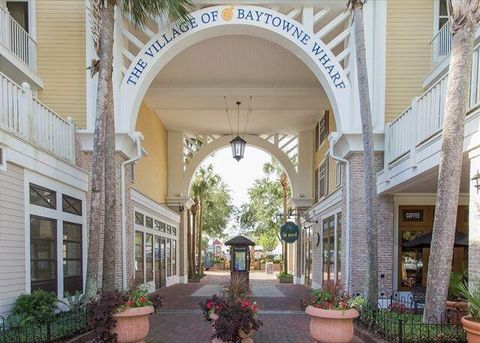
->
<box><xmin>0</xmin><ymin>6</ymin><xmax>37</xmax><ymax>69</ymax></box>
<box><xmin>0</xmin><ymin>71</ymin><xmax>75</xmax><ymax>162</ymax></box>
<box><xmin>385</xmin><ymin>43</ymin><xmax>480</xmax><ymax>165</ymax></box>
<box><xmin>430</xmin><ymin>22</ymin><xmax>452</xmax><ymax>68</ymax></box>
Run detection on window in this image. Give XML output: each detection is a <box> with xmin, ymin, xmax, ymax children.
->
<box><xmin>322</xmin><ymin>216</ymin><xmax>335</xmax><ymax>285</ymax></box>
<box><xmin>160</xmin><ymin>222</ymin><xmax>166</xmax><ymax>232</ymax></box>
<box><xmin>154</xmin><ymin>220</ymin><xmax>161</xmax><ymax>231</ymax></box>
<box><xmin>315</xmin><ymin>123</ymin><xmax>320</xmax><ymax>151</ymax></box>
<box><xmin>63</xmin><ymin>222</ymin><xmax>83</xmax><ymax>295</ymax></box>
<box><xmin>172</xmin><ymin>240</ymin><xmax>176</xmax><ymax>276</ymax></box>
<box><xmin>166</xmin><ymin>238</ymin><xmax>171</xmax><ymax>277</ymax></box>
<box><xmin>146</xmin><ymin>234</ymin><xmax>153</xmax><ymax>282</ymax></box>
<box><xmin>335</xmin><ymin>162</ymin><xmax>342</xmax><ymax>187</ymax></box>
<box><xmin>30</xmin><ymin>216</ymin><xmax>57</xmax><ymax>294</ymax></box>
<box><xmin>172</xmin><ymin>227</ymin><xmax>177</xmax><ymax>236</ymax></box>
<box><xmin>62</xmin><ymin>195</ymin><xmax>82</xmax><ymax>216</ymax></box>
<box><xmin>145</xmin><ymin>216</ymin><xmax>153</xmax><ymax>229</ymax></box>
<box><xmin>135</xmin><ymin>212</ymin><xmax>144</xmax><ymax>226</ymax></box>
<box><xmin>30</xmin><ymin>184</ymin><xmax>56</xmax><ymax>209</ymax></box>
<box><xmin>438</xmin><ymin>0</ymin><xmax>448</xmax><ymax>31</ymax></box>
<box><xmin>166</xmin><ymin>225</ymin><xmax>172</xmax><ymax>235</ymax></box>
<box><xmin>135</xmin><ymin>231</ymin><xmax>144</xmax><ymax>283</ymax></box>
<box><xmin>6</xmin><ymin>1</ymin><xmax>29</xmax><ymax>32</ymax></box>
<box><xmin>318</xmin><ymin>111</ymin><xmax>329</xmax><ymax>147</ymax></box>
<box><xmin>0</xmin><ymin>146</ymin><xmax>6</xmax><ymax>171</ymax></box>
<box><xmin>336</xmin><ymin>213</ymin><xmax>342</xmax><ymax>282</ymax></box>
<box><xmin>318</xmin><ymin>160</ymin><xmax>328</xmax><ymax>199</ymax></box>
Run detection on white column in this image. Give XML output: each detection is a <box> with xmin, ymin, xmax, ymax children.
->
<box><xmin>469</xmin><ymin>147</ymin><xmax>480</xmax><ymax>286</ymax></box>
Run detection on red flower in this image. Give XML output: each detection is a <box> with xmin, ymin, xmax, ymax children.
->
<box><xmin>207</xmin><ymin>301</ymin><xmax>214</xmax><ymax>309</ymax></box>
<box><xmin>127</xmin><ymin>300</ymin><xmax>133</xmax><ymax>306</ymax></box>
<box><xmin>252</xmin><ymin>305</ymin><xmax>257</xmax><ymax>312</ymax></box>
<box><xmin>241</xmin><ymin>300</ymin><xmax>252</xmax><ymax>309</ymax></box>
<box><xmin>140</xmin><ymin>297</ymin><xmax>147</xmax><ymax>303</ymax></box>
<box><xmin>340</xmin><ymin>302</ymin><xmax>347</xmax><ymax>310</ymax></box>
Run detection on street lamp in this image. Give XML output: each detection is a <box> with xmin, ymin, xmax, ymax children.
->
<box><xmin>472</xmin><ymin>170</ymin><xmax>480</xmax><ymax>191</ymax></box>
<box><xmin>230</xmin><ymin>101</ymin><xmax>247</xmax><ymax>161</ymax></box>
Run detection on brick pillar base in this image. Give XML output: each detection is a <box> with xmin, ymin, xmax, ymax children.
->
<box><xmin>347</xmin><ymin>153</ymin><xmax>394</xmax><ymax>296</ymax></box>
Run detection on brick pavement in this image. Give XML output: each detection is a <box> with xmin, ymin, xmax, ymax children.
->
<box><xmin>146</xmin><ymin>271</ymin><xmax>363</xmax><ymax>343</ymax></box>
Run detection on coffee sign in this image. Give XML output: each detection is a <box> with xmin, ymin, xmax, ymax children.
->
<box><xmin>402</xmin><ymin>209</ymin><xmax>424</xmax><ymax>222</ymax></box>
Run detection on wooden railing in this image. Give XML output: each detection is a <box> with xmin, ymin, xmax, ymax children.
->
<box><xmin>0</xmin><ymin>5</ymin><xmax>37</xmax><ymax>69</ymax></box>
<box><xmin>0</xmin><ymin>72</ymin><xmax>75</xmax><ymax>162</ymax></box>
<box><xmin>385</xmin><ymin>43</ymin><xmax>480</xmax><ymax>165</ymax></box>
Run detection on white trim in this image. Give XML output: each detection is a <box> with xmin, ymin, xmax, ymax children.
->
<box><xmin>24</xmin><ymin>170</ymin><xmax>87</xmax><ymax>301</ymax></box>
<box><xmin>0</xmin><ymin>143</ymin><xmax>6</xmax><ymax>171</ymax></box>
<box><xmin>131</xmin><ymin>188</ymin><xmax>181</xmax><ymax>224</ymax></box>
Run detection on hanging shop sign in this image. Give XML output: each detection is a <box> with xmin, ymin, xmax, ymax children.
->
<box><xmin>280</xmin><ymin>221</ymin><xmax>299</xmax><ymax>243</ymax></box>
<box><xmin>402</xmin><ymin>209</ymin><xmax>424</xmax><ymax>222</ymax></box>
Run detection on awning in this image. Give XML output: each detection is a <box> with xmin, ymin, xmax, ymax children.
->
<box><xmin>402</xmin><ymin>231</ymin><xmax>468</xmax><ymax>249</ymax></box>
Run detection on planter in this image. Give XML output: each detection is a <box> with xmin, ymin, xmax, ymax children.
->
<box><xmin>112</xmin><ymin>306</ymin><xmax>154</xmax><ymax>343</ymax></box>
<box><xmin>305</xmin><ymin>306</ymin><xmax>359</xmax><ymax>343</ymax></box>
<box><xmin>461</xmin><ymin>316</ymin><xmax>480</xmax><ymax>343</ymax></box>
<box><xmin>213</xmin><ymin>262</ymin><xmax>224</xmax><ymax>270</ymax></box>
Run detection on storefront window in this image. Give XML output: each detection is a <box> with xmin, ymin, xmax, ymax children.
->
<box><xmin>166</xmin><ymin>238</ymin><xmax>171</xmax><ymax>277</ymax></box>
<box><xmin>172</xmin><ymin>240</ymin><xmax>177</xmax><ymax>276</ymax></box>
<box><xmin>63</xmin><ymin>222</ymin><xmax>83</xmax><ymax>295</ymax></box>
<box><xmin>336</xmin><ymin>213</ymin><xmax>342</xmax><ymax>282</ymax></box>
<box><xmin>135</xmin><ymin>231</ymin><xmax>144</xmax><ymax>283</ymax></box>
<box><xmin>31</xmin><ymin>216</ymin><xmax>57</xmax><ymax>294</ymax></box>
<box><xmin>322</xmin><ymin>216</ymin><xmax>335</xmax><ymax>284</ymax></box>
<box><xmin>146</xmin><ymin>234</ymin><xmax>153</xmax><ymax>282</ymax></box>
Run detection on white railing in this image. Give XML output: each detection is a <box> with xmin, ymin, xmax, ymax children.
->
<box><xmin>385</xmin><ymin>43</ymin><xmax>480</xmax><ymax>165</ymax></box>
<box><xmin>430</xmin><ymin>22</ymin><xmax>452</xmax><ymax>67</ymax></box>
<box><xmin>0</xmin><ymin>6</ymin><xmax>37</xmax><ymax>69</ymax></box>
<box><xmin>0</xmin><ymin>72</ymin><xmax>75</xmax><ymax>162</ymax></box>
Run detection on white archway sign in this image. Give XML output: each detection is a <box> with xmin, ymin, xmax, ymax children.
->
<box><xmin>183</xmin><ymin>135</ymin><xmax>298</xmax><ymax>196</ymax></box>
<box><xmin>119</xmin><ymin>5</ymin><xmax>353</xmax><ymax>132</ymax></box>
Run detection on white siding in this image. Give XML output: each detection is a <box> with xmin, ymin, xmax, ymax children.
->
<box><xmin>0</xmin><ymin>163</ymin><xmax>25</xmax><ymax>315</ymax></box>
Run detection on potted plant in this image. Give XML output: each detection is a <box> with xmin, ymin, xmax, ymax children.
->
<box><xmin>305</xmin><ymin>283</ymin><xmax>365</xmax><ymax>343</ymax></box>
<box><xmin>214</xmin><ymin>256</ymin><xmax>225</xmax><ymax>270</ymax></box>
<box><xmin>200</xmin><ymin>276</ymin><xmax>262</xmax><ymax>342</ymax></box>
<box><xmin>459</xmin><ymin>279</ymin><xmax>480</xmax><ymax>342</ymax></box>
<box><xmin>276</xmin><ymin>272</ymin><xmax>293</xmax><ymax>284</ymax></box>
<box><xmin>87</xmin><ymin>285</ymin><xmax>162</xmax><ymax>343</ymax></box>
<box><xmin>447</xmin><ymin>272</ymin><xmax>468</xmax><ymax>310</ymax></box>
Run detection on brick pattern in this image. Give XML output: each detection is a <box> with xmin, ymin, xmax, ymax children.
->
<box><xmin>347</xmin><ymin>153</ymin><xmax>394</xmax><ymax>296</ymax></box>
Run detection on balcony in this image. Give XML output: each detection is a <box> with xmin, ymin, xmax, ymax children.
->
<box><xmin>0</xmin><ymin>71</ymin><xmax>76</xmax><ymax>163</ymax></box>
<box><xmin>430</xmin><ymin>22</ymin><xmax>451</xmax><ymax>69</ymax></box>
<box><xmin>377</xmin><ymin>42</ymin><xmax>480</xmax><ymax>193</ymax></box>
<box><xmin>0</xmin><ymin>5</ymin><xmax>41</xmax><ymax>87</ymax></box>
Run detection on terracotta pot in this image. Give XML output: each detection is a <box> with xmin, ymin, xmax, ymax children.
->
<box><xmin>112</xmin><ymin>306</ymin><xmax>154</xmax><ymax>343</ymax></box>
<box><xmin>305</xmin><ymin>306</ymin><xmax>359</xmax><ymax>343</ymax></box>
<box><xmin>461</xmin><ymin>316</ymin><xmax>480</xmax><ymax>343</ymax></box>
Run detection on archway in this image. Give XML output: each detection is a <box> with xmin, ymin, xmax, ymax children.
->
<box><xmin>119</xmin><ymin>5</ymin><xmax>353</xmax><ymax>132</ymax></box>
<box><xmin>183</xmin><ymin>134</ymin><xmax>298</xmax><ymax>196</ymax></box>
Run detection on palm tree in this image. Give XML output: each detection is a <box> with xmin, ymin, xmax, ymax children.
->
<box><xmin>424</xmin><ymin>0</ymin><xmax>479</xmax><ymax>322</ymax></box>
<box><xmin>190</xmin><ymin>166</ymin><xmax>220</xmax><ymax>275</ymax></box>
<box><xmin>263</xmin><ymin>159</ymin><xmax>290</xmax><ymax>273</ymax></box>
<box><xmin>85</xmin><ymin>0</ymin><xmax>192</xmax><ymax>297</ymax></box>
<box><xmin>347</xmin><ymin>0</ymin><xmax>378</xmax><ymax>305</ymax></box>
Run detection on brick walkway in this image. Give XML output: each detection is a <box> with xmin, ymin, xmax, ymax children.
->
<box><xmin>146</xmin><ymin>271</ymin><xmax>363</xmax><ymax>343</ymax></box>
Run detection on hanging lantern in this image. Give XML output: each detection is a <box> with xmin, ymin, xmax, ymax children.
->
<box><xmin>230</xmin><ymin>101</ymin><xmax>247</xmax><ymax>161</ymax></box>
<box><xmin>230</xmin><ymin>135</ymin><xmax>247</xmax><ymax>161</ymax></box>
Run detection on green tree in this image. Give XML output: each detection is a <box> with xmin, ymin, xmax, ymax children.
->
<box><xmin>190</xmin><ymin>165</ymin><xmax>232</xmax><ymax>274</ymax></box>
<box><xmin>86</xmin><ymin>0</ymin><xmax>192</xmax><ymax>298</ymax></box>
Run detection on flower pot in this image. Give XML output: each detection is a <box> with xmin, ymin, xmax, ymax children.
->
<box><xmin>305</xmin><ymin>306</ymin><xmax>359</xmax><ymax>343</ymax></box>
<box><xmin>461</xmin><ymin>316</ymin><xmax>480</xmax><ymax>343</ymax></box>
<box><xmin>112</xmin><ymin>306</ymin><xmax>154</xmax><ymax>343</ymax></box>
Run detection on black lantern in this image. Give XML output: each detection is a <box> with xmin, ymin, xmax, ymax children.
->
<box><xmin>230</xmin><ymin>135</ymin><xmax>246</xmax><ymax>162</ymax></box>
<box><xmin>230</xmin><ymin>101</ymin><xmax>247</xmax><ymax>161</ymax></box>
<box><xmin>472</xmin><ymin>170</ymin><xmax>480</xmax><ymax>191</ymax></box>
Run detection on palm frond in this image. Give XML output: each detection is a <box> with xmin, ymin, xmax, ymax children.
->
<box><xmin>121</xmin><ymin>0</ymin><xmax>193</xmax><ymax>28</ymax></box>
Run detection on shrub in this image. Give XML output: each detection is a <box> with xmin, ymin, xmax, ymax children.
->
<box><xmin>11</xmin><ymin>290</ymin><xmax>57</xmax><ymax>323</ymax></box>
<box><xmin>86</xmin><ymin>290</ymin><xmax>128</xmax><ymax>342</ymax></box>
<box><xmin>447</xmin><ymin>271</ymin><xmax>466</xmax><ymax>301</ymax></box>
<box><xmin>459</xmin><ymin>278</ymin><xmax>480</xmax><ymax>320</ymax></box>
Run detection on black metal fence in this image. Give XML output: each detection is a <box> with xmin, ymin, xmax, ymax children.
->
<box><xmin>356</xmin><ymin>295</ymin><xmax>467</xmax><ymax>343</ymax></box>
<box><xmin>0</xmin><ymin>310</ymin><xmax>87</xmax><ymax>343</ymax></box>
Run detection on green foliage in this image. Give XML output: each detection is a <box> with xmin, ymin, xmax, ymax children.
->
<box><xmin>59</xmin><ymin>291</ymin><xmax>85</xmax><ymax>314</ymax></box>
<box><xmin>459</xmin><ymin>278</ymin><xmax>480</xmax><ymax>320</ymax></box>
<box><xmin>276</xmin><ymin>272</ymin><xmax>293</xmax><ymax>283</ymax></box>
<box><xmin>310</xmin><ymin>283</ymin><xmax>365</xmax><ymax>311</ymax></box>
<box><xmin>120</xmin><ymin>0</ymin><xmax>193</xmax><ymax>28</ymax></box>
<box><xmin>12</xmin><ymin>290</ymin><xmax>57</xmax><ymax>324</ymax></box>
<box><xmin>447</xmin><ymin>271</ymin><xmax>466</xmax><ymax>301</ymax></box>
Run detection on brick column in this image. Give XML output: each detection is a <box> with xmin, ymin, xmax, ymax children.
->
<box><xmin>468</xmin><ymin>147</ymin><xmax>480</xmax><ymax>285</ymax></box>
<box><xmin>346</xmin><ymin>153</ymin><xmax>394</xmax><ymax>296</ymax></box>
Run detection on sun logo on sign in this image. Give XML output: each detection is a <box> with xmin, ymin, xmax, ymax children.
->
<box><xmin>222</xmin><ymin>7</ymin><xmax>234</xmax><ymax>21</ymax></box>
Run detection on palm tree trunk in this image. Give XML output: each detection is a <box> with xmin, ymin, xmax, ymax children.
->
<box><xmin>187</xmin><ymin>209</ymin><xmax>193</xmax><ymax>279</ymax></box>
<box><xmin>352</xmin><ymin>1</ymin><xmax>378</xmax><ymax>304</ymax></box>
<box><xmin>424</xmin><ymin>1</ymin><xmax>476</xmax><ymax>322</ymax></box>
<box><xmin>97</xmin><ymin>1</ymin><xmax>116</xmax><ymax>292</ymax></box>
<box><xmin>84</xmin><ymin>0</ymin><xmax>114</xmax><ymax>300</ymax></box>
<box><xmin>191</xmin><ymin>204</ymin><xmax>197</xmax><ymax>276</ymax></box>
<box><xmin>197</xmin><ymin>203</ymin><xmax>204</xmax><ymax>275</ymax></box>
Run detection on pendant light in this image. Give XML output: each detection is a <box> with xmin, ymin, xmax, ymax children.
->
<box><xmin>230</xmin><ymin>101</ymin><xmax>247</xmax><ymax>161</ymax></box>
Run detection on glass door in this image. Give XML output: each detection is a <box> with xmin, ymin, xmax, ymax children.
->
<box><xmin>160</xmin><ymin>237</ymin><xmax>166</xmax><ymax>287</ymax></box>
<box><xmin>154</xmin><ymin>236</ymin><xmax>162</xmax><ymax>289</ymax></box>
